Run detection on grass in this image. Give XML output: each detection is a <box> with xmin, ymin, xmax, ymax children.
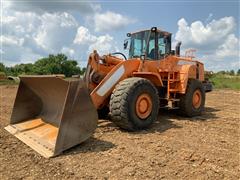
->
<box><xmin>0</xmin><ymin>79</ymin><xmax>19</xmax><ymax>86</ymax></box>
<box><xmin>209</xmin><ymin>74</ymin><xmax>240</xmax><ymax>90</ymax></box>
<box><xmin>1</xmin><ymin>74</ymin><xmax>240</xmax><ymax>91</ymax></box>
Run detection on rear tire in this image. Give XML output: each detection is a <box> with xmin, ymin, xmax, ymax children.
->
<box><xmin>110</xmin><ymin>77</ymin><xmax>159</xmax><ymax>131</ymax></box>
<box><xmin>179</xmin><ymin>79</ymin><xmax>205</xmax><ymax>117</ymax></box>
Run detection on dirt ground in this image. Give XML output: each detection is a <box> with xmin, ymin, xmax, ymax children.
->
<box><xmin>0</xmin><ymin>85</ymin><xmax>239</xmax><ymax>179</ymax></box>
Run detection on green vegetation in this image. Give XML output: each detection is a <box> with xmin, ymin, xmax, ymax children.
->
<box><xmin>0</xmin><ymin>54</ymin><xmax>86</xmax><ymax>77</ymax></box>
<box><xmin>0</xmin><ymin>79</ymin><xmax>19</xmax><ymax>86</ymax></box>
<box><xmin>208</xmin><ymin>71</ymin><xmax>240</xmax><ymax>90</ymax></box>
<box><xmin>1</xmin><ymin>54</ymin><xmax>240</xmax><ymax>90</ymax></box>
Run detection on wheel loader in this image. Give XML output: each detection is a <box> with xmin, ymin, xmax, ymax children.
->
<box><xmin>5</xmin><ymin>27</ymin><xmax>212</xmax><ymax>158</ymax></box>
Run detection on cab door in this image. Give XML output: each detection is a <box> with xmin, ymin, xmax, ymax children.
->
<box><xmin>158</xmin><ymin>33</ymin><xmax>171</xmax><ymax>59</ymax></box>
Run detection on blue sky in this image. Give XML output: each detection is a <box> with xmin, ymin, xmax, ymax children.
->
<box><xmin>1</xmin><ymin>0</ymin><xmax>239</xmax><ymax>71</ymax></box>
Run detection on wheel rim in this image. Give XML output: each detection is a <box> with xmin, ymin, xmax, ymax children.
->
<box><xmin>192</xmin><ymin>89</ymin><xmax>202</xmax><ymax>109</ymax></box>
<box><xmin>135</xmin><ymin>93</ymin><xmax>152</xmax><ymax>119</ymax></box>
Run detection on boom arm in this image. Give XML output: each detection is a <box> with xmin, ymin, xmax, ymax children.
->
<box><xmin>83</xmin><ymin>50</ymin><xmax>142</xmax><ymax>109</ymax></box>
<box><xmin>90</xmin><ymin>59</ymin><xmax>141</xmax><ymax>108</ymax></box>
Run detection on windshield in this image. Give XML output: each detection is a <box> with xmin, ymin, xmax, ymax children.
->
<box><xmin>129</xmin><ymin>30</ymin><xmax>151</xmax><ymax>58</ymax></box>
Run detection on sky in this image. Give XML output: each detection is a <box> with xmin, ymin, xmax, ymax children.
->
<box><xmin>1</xmin><ymin>0</ymin><xmax>239</xmax><ymax>72</ymax></box>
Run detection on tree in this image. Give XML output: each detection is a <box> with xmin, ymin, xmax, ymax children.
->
<box><xmin>0</xmin><ymin>54</ymin><xmax>83</xmax><ymax>77</ymax></box>
<box><xmin>217</xmin><ymin>70</ymin><xmax>226</xmax><ymax>75</ymax></box>
<box><xmin>80</xmin><ymin>67</ymin><xmax>86</xmax><ymax>75</ymax></box>
<box><xmin>229</xmin><ymin>70</ymin><xmax>235</xmax><ymax>76</ymax></box>
<box><xmin>237</xmin><ymin>69</ymin><xmax>240</xmax><ymax>76</ymax></box>
<box><xmin>0</xmin><ymin>63</ymin><xmax>6</xmax><ymax>79</ymax></box>
<box><xmin>61</xmin><ymin>60</ymin><xmax>81</xmax><ymax>77</ymax></box>
<box><xmin>33</xmin><ymin>54</ymin><xmax>81</xmax><ymax>77</ymax></box>
<box><xmin>0</xmin><ymin>63</ymin><xmax>5</xmax><ymax>72</ymax></box>
<box><xmin>12</xmin><ymin>63</ymin><xmax>34</xmax><ymax>75</ymax></box>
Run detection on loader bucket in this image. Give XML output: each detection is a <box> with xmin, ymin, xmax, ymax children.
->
<box><xmin>5</xmin><ymin>75</ymin><xmax>98</xmax><ymax>158</ymax></box>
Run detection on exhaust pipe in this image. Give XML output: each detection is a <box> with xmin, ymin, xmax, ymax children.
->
<box><xmin>175</xmin><ymin>42</ymin><xmax>182</xmax><ymax>56</ymax></box>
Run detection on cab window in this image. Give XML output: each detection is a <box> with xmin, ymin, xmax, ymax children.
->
<box><xmin>147</xmin><ymin>39</ymin><xmax>155</xmax><ymax>59</ymax></box>
<box><xmin>132</xmin><ymin>39</ymin><xmax>143</xmax><ymax>57</ymax></box>
<box><xmin>158</xmin><ymin>36</ymin><xmax>166</xmax><ymax>58</ymax></box>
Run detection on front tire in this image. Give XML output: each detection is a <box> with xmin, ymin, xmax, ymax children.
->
<box><xmin>179</xmin><ymin>79</ymin><xmax>205</xmax><ymax>117</ymax></box>
<box><xmin>110</xmin><ymin>77</ymin><xmax>159</xmax><ymax>131</ymax></box>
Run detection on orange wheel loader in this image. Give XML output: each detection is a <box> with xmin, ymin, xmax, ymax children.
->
<box><xmin>5</xmin><ymin>27</ymin><xmax>212</xmax><ymax>158</ymax></box>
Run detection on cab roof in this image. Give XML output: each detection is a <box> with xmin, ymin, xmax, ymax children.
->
<box><xmin>129</xmin><ymin>28</ymin><xmax>172</xmax><ymax>36</ymax></box>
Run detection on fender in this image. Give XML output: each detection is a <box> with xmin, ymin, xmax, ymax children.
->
<box><xmin>177</xmin><ymin>64</ymin><xmax>197</xmax><ymax>94</ymax></box>
<box><xmin>90</xmin><ymin>60</ymin><xmax>140</xmax><ymax>108</ymax></box>
<box><xmin>132</xmin><ymin>72</ymin><xmax>163</xmax><ymax>86</ymax></box>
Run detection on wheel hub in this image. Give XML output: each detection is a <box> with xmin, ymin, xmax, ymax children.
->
<box><xmin>136</xmin><ymin>93</ymin><xmax>152</xmax><ymax>119</ymax></box>
<box><xmin>192</xmin><ymin>89</ymin><xmax>202</xmax><ymax>109</ymax></box>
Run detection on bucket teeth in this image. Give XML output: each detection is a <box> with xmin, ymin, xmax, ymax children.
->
<box><xmin>5</xmin><ymin>76</ymin><xmax>98</xmax><ymax>158</ymax></box>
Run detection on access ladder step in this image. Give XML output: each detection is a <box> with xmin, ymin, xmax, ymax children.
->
<box><xmin>169</xmin><ymin>79</ymin><xmax>180</xmax><ymax>82</ymax></box>
<box><xmin>169</xmin><ymin>89</ymin><xmax>179</xmax><ymax>92</ymax></box>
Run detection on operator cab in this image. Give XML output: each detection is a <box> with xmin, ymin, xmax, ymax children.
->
<box><xmin>124</xmin><ymin>27</ymin><xmax>172</xmax><ymax>60</ymax></box>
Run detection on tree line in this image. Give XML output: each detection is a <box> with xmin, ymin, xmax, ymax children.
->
<box><xmin>0</xmin><ymin>54</ymin><xmax>239</xmax><ymax>77</ymax></box>
<box><xmin>0</xmin><ymin>54</ymin><xmax>86</xmax><ymax>77</ymax></box>
<box><xmin>215</xmin><ymin>70</ymin><xmax>240</xmax><ymax>76</ymax></box>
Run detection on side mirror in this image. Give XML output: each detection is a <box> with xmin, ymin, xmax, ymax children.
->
<box><xmin>123</xmin><ymin>40</ymin><xmax>128</xmax><ymax>49</ymax></box>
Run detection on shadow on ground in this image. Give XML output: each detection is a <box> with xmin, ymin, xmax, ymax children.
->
<box><xmin>62</xmin><ymin>137</ymin><xmax>116</xmax><ymax>156</ymax></box>
<box><xmin>98</xmin><ymin>106</ymin><xmax>220</xmax><ymax>133</ymax></box>
<box><xmin>159</xmin><ymin>106</ymin><xmax>220</xmax><ymax>121</ymax></box>
<box><xmin>62</xmin><ymin>106</ymin><xmax>220</xmax><ymax>155</ymax></box>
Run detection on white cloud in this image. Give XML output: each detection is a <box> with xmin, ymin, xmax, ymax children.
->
<box><xmin>1</xmin><ymin>7</ymin><xmax>119</xmax><ymax>66</ymax></box>
<box><xmin>74</xmin><ymin>26</ymin><xmax>118</xmax><ymax>55</ymax></box>
<box><xmin>34</xmin><ymin>12</ymin><xmax>78</xmax><ymax>52</ymax></box>
<box><xmin>1</xmin><ymin>9</ymin><xmax>80</xmax><ymax>64</ymax></box>
<box><xmin>175</xmin><ymin>16</ymin><xmax>239</xmax><ymax>71</ymax></box>
<box><xmin>1</xmin><ymin>0</ymin><xmax>140</xmax><ymax>68</ymax></box>
<box><xmin>175</xmin><ymin>16</ymin><xmax>236</xmax><ymax>50</ymax></box>
<box><xmin>1</xmin><ymin>1</ymin><xmax>134</xmax><ymax>66</ymax></box>
<box><xmin>94</xmin><ymin>11</ymin><xmax>136</xmax><ymax>32</ymax></box>
<box><xmin>216</xmin><ymin>34</ymin><xmax>239</xmax><ymax>58</ymax></box>
<box><xmin>61</xmin><ymin>47</ymin><xmax>75</xmax><ymax>58</ymax></box>
<box><xmin>0</xmin><ymin>35</ymin><xmax>24</xmax><ymax>46</ymax></box>
<box><xmin>205</xmin><ymin>13</ymin><xmax>213</xmax><ymax>23</ymax></box>
<box><xmin>201</xmin><ymin>53</ymin><xmax>239</xmax><ymax>72</ymax></box>
<box><xmin>6</xmin><ymin>0</ymin><xmax>101</xmax><ymax>14</ymax></box>
<box><xmin>73</xmin><ymin>26</ymin><xmax>97</xmax><ymax>45</ymax></box>
<box><xmin>89</xmin><ymin>35</ymin><xmax>115</xmax><ymax>54</ymax></box>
